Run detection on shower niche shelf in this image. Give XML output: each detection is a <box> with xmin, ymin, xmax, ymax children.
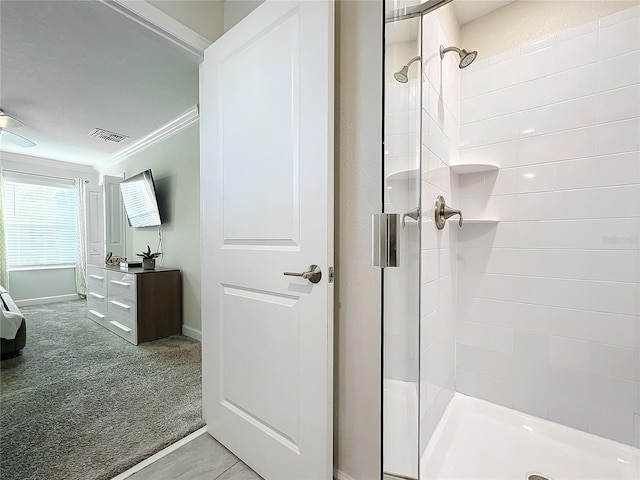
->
<box><xmin>455</xmin><ymin>218</ymin><xmax>500</xmax><ymax>225</ymax></box>
<box><xmin>386</xmin><ymin>168</ymin><xmax>419</xmax><ymax>183</ymax></box>
<box><xmin>449</xmin><ymin>163</ymin><xmax>499</xmax><ymax>174</ymax></box>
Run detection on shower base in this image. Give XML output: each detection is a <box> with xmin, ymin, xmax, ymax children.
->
<box><xmin>421</xmin><ymin>394</ymin><xmax>640</xmax><ymax>480</ymax></box>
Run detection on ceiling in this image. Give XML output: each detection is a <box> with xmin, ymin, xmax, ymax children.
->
<box><xmin>0</xmin><ymin>1</ymin><xmax>201</xmax><ymax>168</ymax></box>
<box><xmin>452</xmin><ymin>0</ymin><xmax>514</xmax><ymax>25</ymax></box>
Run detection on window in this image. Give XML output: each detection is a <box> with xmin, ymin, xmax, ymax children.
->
<box><xmin>3</xmin><ymin>179</ymin><xmax>77</xmax><ymax>269</ymax></box>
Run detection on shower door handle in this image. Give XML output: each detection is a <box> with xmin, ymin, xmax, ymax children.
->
<box><xmin>372</xmin><ymin>213</ymin><xmax>400</xmax><ymax>268</ymax></box>
<box><xmin>283</xmin><ymin>265</ymin><xmax>322</xmax><ymax>284</ymax></box>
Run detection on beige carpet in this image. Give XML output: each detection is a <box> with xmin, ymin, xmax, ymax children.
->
<box><xmin>0</xmin><ymin>300</ymin><xmax>204</xmax><ymax>480</ymax></box>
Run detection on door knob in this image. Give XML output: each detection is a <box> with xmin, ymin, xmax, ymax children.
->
<box><xmin>283</xmin><ymin>264</ymin><xmax>322</xmax><ymax>283</ymax></box>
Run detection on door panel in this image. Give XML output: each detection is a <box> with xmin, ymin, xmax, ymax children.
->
<box><xmin>85</xmin><ymin>184</ymin><xmax>105</xmax><ymax>266</ymax></box>
<box><xmin>221</xmin><ymin>285</ymin><xmax>301</xmax><ymax>448</ymax></box>
<box><xmin>221</xmin><ymin>12</ymin><xmax>300</xmax><ymax>246</ymax></box>
<box><xmin>103</xmin><ymin>175</ymin><xmax>125</xmax><ymax>257</ymax></box>
<box><xmin>200</xmin><ymin>1</ymin><xmax>334</xmax><ymax>478</ymax></box>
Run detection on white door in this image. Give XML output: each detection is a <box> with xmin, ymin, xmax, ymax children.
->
<box><xmin>103</xmin><ymin>175</ymin><xmax>126</xmax><ymax>257</ymax></box>
<box><xmin>200</xmin><ymin>1</ymin><xmax>334</xmax><ymax>479</ymax></box>
<box><xmin>85</xmin><ymin>184</ymin><xmax>105</xmax><ymax>266</ymax></box>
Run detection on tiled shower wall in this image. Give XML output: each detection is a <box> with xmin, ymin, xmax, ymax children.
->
<box><xmin>419</xmin><ymin>10</ymin><xmax>459</xmax><ymax>450</ymax></box>
<box><xmin>456</xmin><ymin>6</ymin><xmax>640</xmax><ymax>447</ymax></box>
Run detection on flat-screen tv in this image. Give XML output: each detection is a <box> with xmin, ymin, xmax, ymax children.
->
<box><xmin>120</xmin><ymin>169</ymin><xmax>162</xmax><ymax>228</ymax></box>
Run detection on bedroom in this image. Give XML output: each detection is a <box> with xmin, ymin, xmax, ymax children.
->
<box><xmin>0</xmin><ymin>1</ymin><xmax>216</xmax><ymax>479</ymax></box>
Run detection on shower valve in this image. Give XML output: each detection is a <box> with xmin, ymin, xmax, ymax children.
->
<box><xmin>434</xmin><ymin>196</ymin><xmax>463</xmax><ymax>230</ymax></box>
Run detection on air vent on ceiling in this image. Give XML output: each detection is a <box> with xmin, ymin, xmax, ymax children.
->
<box><xmin>88</xmin><ymin>128</ymin><xmax>129</xmax><ymax>144</ymax></box>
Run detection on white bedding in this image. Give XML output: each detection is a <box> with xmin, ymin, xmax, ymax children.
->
<box><xmin>0</xmin><ymin>291</ymin><xmax>24</xmax><ymax>340</ymax></box>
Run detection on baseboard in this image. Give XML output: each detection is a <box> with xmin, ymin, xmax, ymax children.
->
<box><xmin>111</xmin><ymin>427</ymin><xmax>207</xmax><ymax>480</ymax></box>
<box><xmin>334</xmin><ymin>469</ymin><xmax>358</xmax><ymax>480</ymax></box>
<box><xmin>181</xmin><ymin>325</ymin><xmax>201</xmax><ymax>342</ymax></box>
<box><xmin>15</xmin><ymin>294</ymin><xmax>81</xmax><ymax>307</ymax></box>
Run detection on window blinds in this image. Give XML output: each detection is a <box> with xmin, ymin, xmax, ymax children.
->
<box><xmin>3</xmin><ymin>180</ymin><xmax>77</xmax><ymax>268</ymax></box>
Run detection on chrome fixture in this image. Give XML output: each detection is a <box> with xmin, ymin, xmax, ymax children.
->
<box><xmin>401</xmin><ymin>206</ymin><xmax>420</xmax><ymax>227</ymax></box>
<box><xmin>439</xmin><ymin>45</ymin><xmax>478</xmax><ymax>69</ymax></box>
<box><xmin>372</xmin><ymin>213</ymin><xmax>400</xmax><ymax>267</ymax></box>
<box><xmin>394</xmin><ymin>55</ymin><xmax>421</xmax><ymax>83</ymax></box>
<box><xmin>284</xmin><ymin>264</ymin><xmax>322</xmax><ymax>283</ymax></box>
<box><xmin>434</xmin><ymin>195</ymin><xmax>463</xmax><ymax>230</ymax></box>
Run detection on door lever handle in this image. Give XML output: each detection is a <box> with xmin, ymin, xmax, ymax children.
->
<box><xmin>401</xmin><ymin>206</ymin><xmax>420</xmax><ymax>227</ymax></box>
<box><xmin>284</xmin><ymin>264</ymin><xmax>322</xmax><ymax>284</ymax></box>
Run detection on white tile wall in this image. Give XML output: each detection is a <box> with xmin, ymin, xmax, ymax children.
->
<box><xmin>419</xmin><ymin>11</ymin><xmax>459</xmax><ymax>452</ymax></box>
<box><xmin>456</xmin><ymin>6</ymin><xmax>640</xmax><ymax>447</ymax></box>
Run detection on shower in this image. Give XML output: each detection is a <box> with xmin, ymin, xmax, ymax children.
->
<box><xmin>439</xmin><ymin>44</ymin><xmax>478</xmax><ymax>68</ymax></box>
<box><xmin>393</xmin><ymin>55</ymin><xmax>421</xmax><ymax>83</ymax></box>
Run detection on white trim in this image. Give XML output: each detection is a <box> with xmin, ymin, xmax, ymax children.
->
<box><xmin>15</xmin><ymin>294</ymin><xmax>81</xmax><ymax>307</ymax></box>
<box><xmin>181</xmin><ymin>325</ymin><xmax>201</xmax><ymax>342</ymax></box>
<box><xmin>99</xmin><ymin>105</ymin><xmax>199</xmax><ymax>170</ymax></box>
<box><xmin>0</xmin><ymin>151</ymin><xmax>98</xmax><ymax>174</ymax></box>
<box><xmin>9</xmin><ymin>265</ymin><xmax>75</xmax><ymax>272</ymax></box>
<box><xmin>102</xmin><ymin>1</ymin><xmax>209</xmax><ymax>62</ymax></box>
<box><xmin>334</xmin><ymin>469</ymin><xmax>358</xmax><ymax>480</ymax></box>
<box><xmin>111</xmin><ymin>427</ymin><xmax>207</xmax><ymax>480</ymax></box>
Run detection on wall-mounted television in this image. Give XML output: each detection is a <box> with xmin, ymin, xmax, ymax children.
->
<box><xmin>120</xmin><ymin>169</ymin><xmax>162</xmax><ymax>228</ymax></box>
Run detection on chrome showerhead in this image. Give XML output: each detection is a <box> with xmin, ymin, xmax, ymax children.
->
<box><xmin>393</xmin><ymin>55</ymin><xmax>421</xmax><ymax>83</ymax></box>
<box><xmin>394</xmin><ymin>66</ymin><xmax>409</xmax><ymax>83</ymax></box>
<box><xmin>440</xmin><ymin>45</ymin><xmax>478</xmax><ymax>69</ymax></box>
<box><xmin>459</xmin><ymin>49</ymin><xmax>477</xmax><ymax>68</ymax></box>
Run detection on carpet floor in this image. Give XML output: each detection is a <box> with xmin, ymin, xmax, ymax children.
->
<box><xmin>0</xmin><ymin>300</ymin><xmax>204</xmax><ymax>480</ymax></box>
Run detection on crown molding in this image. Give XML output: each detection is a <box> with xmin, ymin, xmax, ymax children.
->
<box><xmin>101</xmin><ymin>0</ymin><xmax>210</xmax><ymax>63</ymax></box>
<box><xmin>0</xmin><ymin>151</ymin><xmax>98</xmax><ymax>174</ymax></box>
<box><xmin>98</xmin><ymin>105</ymin><xmax>199</xmax><ymax>171</ymax></box>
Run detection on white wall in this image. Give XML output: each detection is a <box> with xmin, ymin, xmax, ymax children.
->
<box><xmin>334</xmin><ymin>1</ymin><xmax>383</xmax><ymax>479</ymax></box>
<box><xmin>419</xmin><ymin>3</ymin><xmax>460</xmax><ymax>453</ymax></box>
<box><xmin>8</xmin><ymin>268</ymin><xmax>76</xmax><ymax>302</ymax></box>
<box><xmin>456</xmin><ymin>5</ymin><xmax>640</xmax><ymax>447</ymax></box>
<box><xmin>1</xmin><ymin>152</ymin><xmax>98</xmax><ymax>301</ymax></box>
<box><xmin>100</xmin><ymin>124</ymin><xmax>201</xmax><ymax>335</ymax></box>
<box><xmin>223</xmin><ymin>0</ymin><xmax>263</xmax><ymax>32</ymax></box>
<box><xmin>461</xmin><ymin>0</ymin><xmax>640</xmax><ymax>59</ymax></box>
<box><xmin>148</xmin><ymin>0</ymin><xmax>224</xmax><ymax>43</ymax></box>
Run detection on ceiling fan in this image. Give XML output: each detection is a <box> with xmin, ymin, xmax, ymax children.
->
<box><xmin>0</xmin><ymin>109</ymin><xmax>36</xmax><ymax>148</ymax></box>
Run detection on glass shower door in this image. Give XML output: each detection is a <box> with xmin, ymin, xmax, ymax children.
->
<box><xmin>382</xmin><ymin>11</ymin><xmax>422</xmax><ymax>480</ymax></box>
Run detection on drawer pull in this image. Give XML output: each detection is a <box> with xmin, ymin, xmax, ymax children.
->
<box><xmin>89</xmin><ymin>292</ymin><xmax>105</xmax><ymax>299</ymax></box>
<box><xmin>89</xmin><ymin>309</ymin><xmax>105</xmax><ymax>319</ymax></box>
<box><xmin>89</xmin><ymin>274</ymin><xmax>104</xmax><ymax>280</ymax></box>
<box><xmin>110</xmin><ymin>320</ymin><xmax>132</xmax><ymax>332</ymax></box>
<box><xmin>110</xmin><ymin>300</ymin><xmax>132</xmax><ymax>310</ymax></box>
<box><xmin>110</xmin><ymin>280</ymin><xmax>131</xmax><ymax>287</ymax></box>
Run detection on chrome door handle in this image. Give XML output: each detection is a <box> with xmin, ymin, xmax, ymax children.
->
<box><xmin>401</xmin><ymin>206</ymin><xmax>420</xmax><ymax>227</ymax></box>
<box><xmin>283</xmin><ymin>264</ymin><xmax>322</xmax><ymax>284</ymax></box>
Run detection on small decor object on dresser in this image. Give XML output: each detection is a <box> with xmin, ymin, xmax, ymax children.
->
<box><xmin>105</xmin><ymin>252</ymin><xmax>126</xmax><ymax>266</ymax></box>
<box><xmin>136</xmin><ymin>245</ymin><xmax>161</xmax><ymax>270</ymax></box>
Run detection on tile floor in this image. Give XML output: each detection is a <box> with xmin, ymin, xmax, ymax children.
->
<box><xmin>127</xmin><ymin>432</ymin><xmax>263</xmax><ymax>480</ymax></box>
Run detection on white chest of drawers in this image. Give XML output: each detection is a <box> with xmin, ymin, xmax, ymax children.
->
<box><xmin>86</xmin><ymin>265</ymin><xmax>181</xmax><ymax>345</ymax></box>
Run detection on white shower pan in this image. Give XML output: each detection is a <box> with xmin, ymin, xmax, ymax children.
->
<box><xmin>421</xmin><ymin>394</ymin><xmax>640</xmax><ymax>480</ymax></box>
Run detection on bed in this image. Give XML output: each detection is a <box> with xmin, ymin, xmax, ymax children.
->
<box><xmin>1</xmin><ymin>285</ymin><xmax>26</xmax><ymax>357</ymax></box>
